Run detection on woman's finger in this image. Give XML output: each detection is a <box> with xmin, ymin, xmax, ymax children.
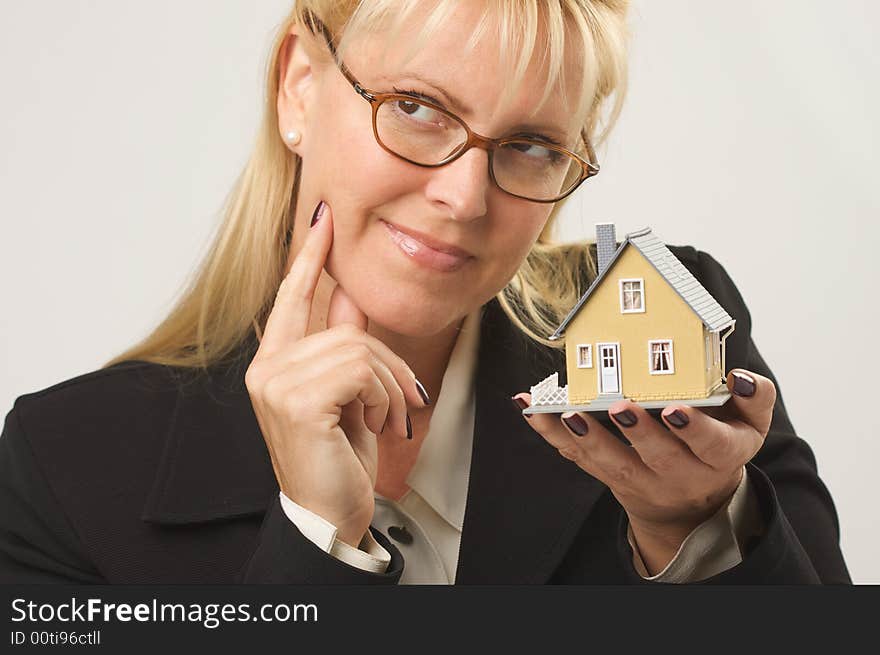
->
<box><xmin>259</xmin><ymin>322</ymin><xmax>428</xmax><ymax>413</ymax></box>
<box><xmin>275</xmin><ymin>355</ymin><xmax>391</xmax><ymax>439</ymax></box>
<box><xmin>607</xmin><ymin>400</ymin><xmax>703</xmax><ymax>475</ymax></box>
<box><xmin>516</xmin><ymin>394</ymin><xmax>650</xmax><ymax>489</ymax></box>
<box><xmin>258</xmin><ymin>200</ymin><xmax>332</xmax><ymax>358</ymax></box>
<box><xmin>660</xmin><ymin>403</ymin><xmax>763</xmax><ymax>470</ymax></box>
<box><xmin>326</xmin><ymin>279</ymin><xmax>368</xmax><ymax>331</ymax></box>
<box><xmin>726</xmin><ymin>369</ymin><xmax>777</xmax><ymax>437</ymax></box>
<box><xmin>323</xmin><ymin>283</ymin><xmax>427</xmax><ymax>410</ymax></box>
<box><xmin>265</xmin><ymin>340</ymin><xmax>410</xmax><ymax>439</ymax></box>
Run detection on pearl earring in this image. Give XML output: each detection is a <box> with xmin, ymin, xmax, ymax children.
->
<box><xmin>284</xmin><ymin>130</ymin><xmax>302</xmax><ymax>145</ymax></box>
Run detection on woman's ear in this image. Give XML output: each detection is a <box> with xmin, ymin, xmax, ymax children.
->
<box><xmin>277</xmin><ymin>26</ymin><xmax>318</xmax><ymax>151</ymax></box>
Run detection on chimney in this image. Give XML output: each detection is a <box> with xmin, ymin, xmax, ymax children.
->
<box><xmin>595</xmin><ymin>223</ymin><xmax>617</xmax><ymax>275</ymax></box>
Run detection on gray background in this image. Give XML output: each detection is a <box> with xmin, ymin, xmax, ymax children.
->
<box><xmin>2</xmin><ymin>1</ymin><xmax>877</xmax><ymax>581</ymax></box>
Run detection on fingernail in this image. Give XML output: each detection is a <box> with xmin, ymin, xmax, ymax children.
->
<box><xmin>511</xmin><ymin>395</ymin><xmax>528</xmax><ymax>411</ymax></box>
<box><xmin>405</xmin><ymin>414</ymin><xmax>413</xmax><ymax>440</ymax></box>
<box><xmin>664</xmin><ymin>409</ymin><xmax>690</xmax><ymax>428</ymax></box>
<box><xmin>415</xmin><ymin>379</ymin><xmax>431</xmax><ymax>406</ymax></box>
<box><xmin>310</xmin><ymin>200</ymin><xmax>326</xmax><ymax>227</ymax></box>
<box><xmin>561</xmin><ymin>412</ymin><xmax>589</xmax><ymax>437</ymax></box>
<box><xmin>732</xmin><ymin>372</ymin><xmax>756</xmax><ymax>398</ymax></box>
<box><xmin>611</xmin><ymin>409</ymin><xmax>637</xmax><ymax>427</ymax></box>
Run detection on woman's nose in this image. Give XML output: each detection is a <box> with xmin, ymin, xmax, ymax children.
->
<box><xmin>423</xmin><ymin>146</ymin><xmax>490</xmax><ymax>221</ymax></box>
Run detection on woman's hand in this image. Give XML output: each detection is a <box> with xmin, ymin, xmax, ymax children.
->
<box><xmin>245</xmin><ymin>201</ymin><xmax>428</xmax><ymax>547</ymax></box>
<box><xmin>514</xmin><ymin>370</ymin><xmax>775</xmax><ymax>573</ymax></box>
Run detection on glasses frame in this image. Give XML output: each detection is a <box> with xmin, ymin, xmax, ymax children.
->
<box><xmin>304</xmin><ymin>13</ymin><xmax>600</xmax><ymax>203</ymax></box>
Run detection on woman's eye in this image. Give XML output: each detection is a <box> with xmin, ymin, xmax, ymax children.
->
<box><xmin>395</xmin><ymin>99</ymin><xmax>442</xmax><ymax>124</ymax></box>
<box><xmin>397</xmin><ymin>99</ymin><xmax>420</xmax><ymax>115</ymax></box>
<box><xmin>508</xmin><ymin>142</ymin><xmax>557</xmax><ymax>162</ymax></box>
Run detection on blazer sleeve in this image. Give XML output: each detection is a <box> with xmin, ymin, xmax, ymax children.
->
<box><xmin>0</xmin><ymin>397</ymin><xmax>405</xmax><ymax>585</ymax></box>
<box><xmin>0</xmin><ymin>404</ymin><xmax>105</xmax><ymax>583</ymax></box>
<box><xmin>236</xmin><ymin>496</ymin><xmax>404</xmax><ymax>584</ymax></box>
<box><xmin>616</xmin><ymin>248</ymin><xmax>851</xmax><ymax>584</ymax></box>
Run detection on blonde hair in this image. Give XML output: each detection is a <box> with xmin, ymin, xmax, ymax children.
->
<box><xmin>105</xmin><ymin>0</ymin><xmax>630</xmax><ymax>370</ymax></box>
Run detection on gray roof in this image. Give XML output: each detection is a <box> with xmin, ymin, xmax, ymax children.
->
<box><xmin>549</xmin><ymin>227</ymin><xmax>735</xmax><ymax>340</ymax></box>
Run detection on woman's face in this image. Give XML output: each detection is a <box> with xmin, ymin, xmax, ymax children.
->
<box><xmin>282</xmin><ymin>3</ymin><xmax>587</xmax><ymax>337</ymax></box>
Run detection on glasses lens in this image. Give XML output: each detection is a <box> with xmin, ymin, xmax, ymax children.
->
<box><xmin>375</xmin><ymin>96</ymin><xmax>586</xmax><ymax>201</ymax></box>
<box><xmin>375</xmin><ymin>96</ymin><xmax>468</xmax><ymax>164</ymax></box>
<box><xmin>493</xmin><ymin>141</ymin><xmax>583</xmax><ymax>201</ymax></box>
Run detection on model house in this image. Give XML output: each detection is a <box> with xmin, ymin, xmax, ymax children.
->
<box><xmin>526</xmin><ymin>224</ymin><xmax>736</xmax><ymax>413</ymax></box>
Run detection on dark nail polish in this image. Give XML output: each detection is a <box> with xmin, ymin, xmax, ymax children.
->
<box><xmin>562</xmin><ymin>413</ymin><xmax>589</xmax><ymax>437</ymax></box>
<box><xmin>665</xmin><ymin>409</ymin><xmax>690</xmax><ymax>428</ymax></box>
<box><xmin>511</xmin><ymin>395</ymin><xmax>529</xmax><ymax>411</ymax></box>
<box><xmin>310</xmin><ymin>200</ymin><xmax>326</xmax><ymax>227</ymax></box>
<box><xmin>415</xmin><ymin>379</ymin><xmax>431</xmax><ymax>406</ymax></box>
<box><xmin>405</xmin><ymin>414</ymin><xmax>413</xmax><ymax>440</ymax></box>
<box><xmin>611</xmin><ymin>409</ymin><xmax>637</xmax><ymax>427</ymax></box>
<box><xmin>732</xmin><ymin>372</ymin><xmax>756</xmax><ymax>398</ymax></box>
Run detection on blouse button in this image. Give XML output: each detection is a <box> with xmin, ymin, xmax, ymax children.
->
<box><xmin>387</xmin><ymin>525</ymin><xmax>413</xmax><ymax>544</ymax></box>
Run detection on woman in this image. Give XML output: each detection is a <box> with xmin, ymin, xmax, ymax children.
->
<box><xmin>0</xmin><ymin>0</ymin><xmax>850</xmax><ymax>584</ymax></box>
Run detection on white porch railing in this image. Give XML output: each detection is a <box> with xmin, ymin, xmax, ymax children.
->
<box><xmin>530</xmin><ymin>372</ymin><xmax>568</xmax><ymax>406</ymax></box>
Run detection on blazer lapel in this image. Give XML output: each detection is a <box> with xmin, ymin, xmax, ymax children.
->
<box><xmin>141</xmin><ymin>337</ymin><xmax>278</xmax><ymax>524</ymax></box>
<box><xmin>455</xmin><ymin>299</ymin><xmax>608</xmax><ymax>584</ymax></box>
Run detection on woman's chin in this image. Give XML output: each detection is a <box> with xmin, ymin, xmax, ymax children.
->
<box><xmin>365</xmin><ymin>296</ymin><xmax>467</xmax><ymax>338</ymax></box>
<box><xmin>326</xmin><ymin>259</ymin><xmax>479</xmax><ymax>338</ymax></box>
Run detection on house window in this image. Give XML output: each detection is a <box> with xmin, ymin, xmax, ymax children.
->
<box><xmin>649</xmin><ymin>339</ymin><xmax>674</xmax><ymax>374</ymax></box>
<box><xmin>619</xmin><ymin>279</ymin><xmax>645</xmax><ymax>313</ymax></box>
<box><xmin>576</xmin><ymin>344</ymin><xmax>592</xmax><ymax>368</ymax></box>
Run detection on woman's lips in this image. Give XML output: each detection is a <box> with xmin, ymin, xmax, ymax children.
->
<box><xmin>381</xmin><ymin>220</ymin><xmax>473</xmax><ymax>273</ymax></box>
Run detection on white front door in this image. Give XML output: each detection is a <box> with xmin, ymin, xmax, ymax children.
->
<box><xmin>598</xmin><ymin>343</ymin><xmax>621</xmax><ymax>394</ymax></box>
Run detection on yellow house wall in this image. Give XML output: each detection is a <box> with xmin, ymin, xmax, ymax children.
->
<box><xmin>565</xmin><ymin>246</ymin><xmax>713</xmax><ymax>403</ymax></box>
<box><xmin>703</xmin><ymin>326</ymin><xmax>725</xmax><ymax>391</ymax></box>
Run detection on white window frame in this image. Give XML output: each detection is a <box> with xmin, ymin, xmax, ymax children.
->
<box><xmin>619</xmin><ymin>278</ymin><xmax>646</xmax><ymax>314</ymax></box>
<box><xmin>576</xmin><ymin>344</ymin><xmax>593</xmax><ymax>368</ymax></box>
<box><xmin>648</xmin><ymin>339</ymin><xmax>675</xmax><ymax>375</ymax></box>
<box><xmin>712</xmin><ymin>331</ymin><xmax>720</xmax><ymax>365</ymax></box>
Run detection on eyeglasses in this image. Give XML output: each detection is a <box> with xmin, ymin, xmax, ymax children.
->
<box><xmin>304</xmin><ymin>14</ymin><xmax>600</xmax><ymax>203</ymax></box>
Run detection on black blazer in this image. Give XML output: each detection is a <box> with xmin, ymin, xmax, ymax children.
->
<box><xmin>0</xmin><ymin>247</ymin><xmax>851</xmax><ymax>584</ymax></box>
